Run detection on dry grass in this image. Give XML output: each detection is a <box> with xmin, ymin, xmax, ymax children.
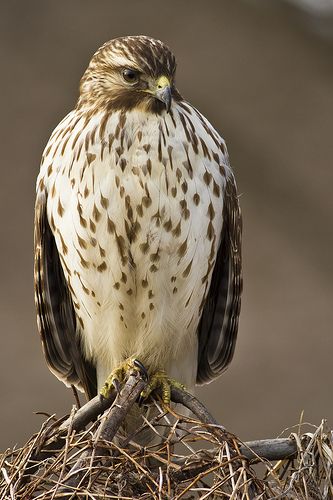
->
<box><xmin>0</xmin><ymin>400</ymin><xmax>332</xmax><ymax>499</ymax></box>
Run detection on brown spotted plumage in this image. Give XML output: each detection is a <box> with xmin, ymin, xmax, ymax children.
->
<box><xmin>34</xmin><ymin>36</ymin><xmax>242</xmax><ymax>407</ymax></box>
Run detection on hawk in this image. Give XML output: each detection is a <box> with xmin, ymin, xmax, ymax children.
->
<box><xmin>34</xmin><ymin>36</ymin><xmax>242</xmax><ymax>408</ymax></box>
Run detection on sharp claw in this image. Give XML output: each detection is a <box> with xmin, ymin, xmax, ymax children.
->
<box><xmin>112</xmin><ymin>378</ymin><xmax>121</xmax><ymax>394</ymax></box>
<box><xmin>133</xmin><ymin>359</ymin><xmax>149</xmax><ymax>382</ymax></box>
<box><xmin>100</xmin><ymin>358</ymin><xmax>150</xmax><ymax>400</ymax></box>
<box><xmin>138</xmin><ymin>372</ymin><xmax>186</xmax><ymax>405</ymax></box>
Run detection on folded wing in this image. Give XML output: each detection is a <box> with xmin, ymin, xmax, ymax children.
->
<box><xmin>197</xmin><ymin>174</ymin><xmax>242</xmax><ymax>384</ymax></box>
<box><xmin>34</xmin><ymin>190</ymin><xmax>97</xmax><ymax>399</ymax></box>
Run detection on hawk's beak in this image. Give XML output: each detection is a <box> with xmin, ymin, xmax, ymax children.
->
<box><xmin>155</xmin><ymin>76</ymin><xmax>172</xmax><ymax>113</ymax></box>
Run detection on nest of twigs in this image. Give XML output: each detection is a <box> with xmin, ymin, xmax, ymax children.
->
<box><xmin>1</xmin><ymin>372</ymin><xmax>332</xmax><ymax>499</ymax></box>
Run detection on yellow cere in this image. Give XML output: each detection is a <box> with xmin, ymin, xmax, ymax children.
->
<box><xmin>156</xmin><ymin>75</ymin><xmax>171</xmax><ymax>89</ymax></box>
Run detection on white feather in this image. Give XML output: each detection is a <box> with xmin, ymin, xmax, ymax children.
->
<box><xmin>38</xmin><ymin>102</ymin><xmax>230</xmax><ymax>392</ymax></box>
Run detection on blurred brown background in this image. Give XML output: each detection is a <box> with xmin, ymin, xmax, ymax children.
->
<box><xmin>0</xmin><ymin>0</ymin><xmax>332</xmax><ymax>450</ymax></box>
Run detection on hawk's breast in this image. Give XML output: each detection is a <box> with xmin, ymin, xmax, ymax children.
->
<box><xmin>39</xmin><ymin>105</ymin><xmax>228</xmax><ymax>380</ymax></box>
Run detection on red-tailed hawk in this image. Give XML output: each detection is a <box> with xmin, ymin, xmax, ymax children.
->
<box><xmin>34</xmin><ymin>36</ymin><xmax>242</xmax><ymax>406</ymax></box>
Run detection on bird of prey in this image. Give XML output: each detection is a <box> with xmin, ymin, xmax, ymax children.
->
<box><xmin>34</xmin><ymin>36</ymin><xmax>242</xmax><ymax>408</ymax></box>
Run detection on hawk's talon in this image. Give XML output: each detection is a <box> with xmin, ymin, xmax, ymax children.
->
<box><xmin>100</xmin><ymin>357</ymin><xmax>148</xmax><ymax>398</ymax></box>
<box><xmin>140</xmin><ymin>370</ymin><xmax>186</xmax><ymax>405</ymax></box>
<box><xmin>133</xmin><ymin>359</ymin><xmax>149</xmax><ymax>382</ymax></box>
<box><xmin>100</xmin><ymin>381</ymin><xmax>113</xmax><ymax>399</ymax></box>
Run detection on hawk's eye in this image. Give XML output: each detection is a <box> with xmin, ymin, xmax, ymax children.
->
<box><xmin>122</xmin><ymin>68</ymin><xmax>139</xmax><ymax>84</ymax></box>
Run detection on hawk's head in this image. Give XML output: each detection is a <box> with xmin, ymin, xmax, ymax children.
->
<box><xmin>78</xmin><ymin>36</ymin><xmax>182</xmax><ymax>113</ymax></box>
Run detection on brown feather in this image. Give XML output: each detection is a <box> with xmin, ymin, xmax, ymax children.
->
<box><xmin>196</xmin><ymin>174</ymin><xmax>242</xmax><ymax>384</ymax></box>
<box><xmin>34</xmin><ymin>190</ymin><xmax>97</xmax><ymax>399</ymax></box>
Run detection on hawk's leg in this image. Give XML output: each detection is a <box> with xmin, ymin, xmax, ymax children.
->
<box><xmin>140</xmin><ymin>370</ymin><xmax>186</xmax><ymax>405</ymax></box>
<box><xmin>100</xmin><ymin>358</ymin><xmax>148</xmax><ymax>398</ymax></box>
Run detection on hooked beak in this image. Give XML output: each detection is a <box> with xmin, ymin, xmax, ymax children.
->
<box><xmin>155</xmin><ymin>76</ymin><xmax>172</xmax><ymax>113</ymax></box>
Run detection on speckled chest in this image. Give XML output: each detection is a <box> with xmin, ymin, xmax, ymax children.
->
<box><xmin>41</xmin><ymin>106</ymin><xmax>227</xmax><ymax>333</ymax></box>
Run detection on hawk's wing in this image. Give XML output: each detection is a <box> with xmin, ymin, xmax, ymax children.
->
<box><xmin>196</xmin><ymin>174</ymin><xmax>242</xmax><ymax>384</ymax></box>
<box><xmin>34</xmin><ymin>190</ymin><xmax>97</xmax><ymax>399</ymax></box>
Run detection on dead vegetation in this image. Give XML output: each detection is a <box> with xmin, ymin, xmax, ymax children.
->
<box><xmin>1</xmin><ymin>371</ymin><xmax>332</xmax><ymax>499</ymax></box>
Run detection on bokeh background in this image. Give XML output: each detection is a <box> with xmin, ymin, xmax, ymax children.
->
<box><xmin>1</xmin><ymin>0</ymin><xmax>332</xmax><ymax>450</ymax></box>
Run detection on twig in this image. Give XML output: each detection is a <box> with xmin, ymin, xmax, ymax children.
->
<box><xmin>170</xmin><ymin>388</ymin><xmax>297</xmax><ymax>462</ymax></box>
<box><xmin>22</xmin><ymin>391</ymin><xmax>117</xmax><ymax>483</ymax></box>
<box><xmin>60</xmin><ymin>369</ymin><xmax>147</xmax><ymax>492</ymax></box>
<box><xmin>97</xmin><ymin>370</ymin><xmax>147</xmax><ymax>443</ymax></box>
<box><xmin>3</xmin><ymin>368</ymin><xmax>325</xmax><ymax>499</ymax></box>
<box><xmin>240</xmin><ymin>438</ymin><xmax>297</xmax><ymax>462</ymax></box>
<box><xmin>26</xmin><ymin>373</ymin><xmax>297</xmax><ymax>483</ymax></box>
<box><xmin>170</xmin><ymin>387</ymin><xmax>222</xmax><ymax>427</ymax></box>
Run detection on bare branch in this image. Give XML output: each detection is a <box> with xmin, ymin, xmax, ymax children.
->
<box><xmin>4</xmin><ymin>368</ymin><xmax>330</xmax><ymax>499</ymax></box>
<box><xmin>171</xmin><ymin>387</ymin><xmax>222</xmax><ymax>427</ymax></box>
<box><xmin>240</xmin><ymin>438</ymin><xmax>297</xmax><ymax>461</ymax></box>
<box><xmin>28</xmin><ymin>374</ymin><xmax>297</xmax><ymax>470</ymax></box>
<box><xmin>60</xmin><ymin>369</ymin><xmax>147</xmax><ymax>492</ymax></box>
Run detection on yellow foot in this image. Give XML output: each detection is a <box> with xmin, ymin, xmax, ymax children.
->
<box><xmin>140</xmin><ymin>370</ymin><xmax>186</xmax><ymax>405</ymax></box>
<box><xmin>100</xmin><ymin>358</ymin><xmax>148</xmax><ymax>398</ymax></box>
